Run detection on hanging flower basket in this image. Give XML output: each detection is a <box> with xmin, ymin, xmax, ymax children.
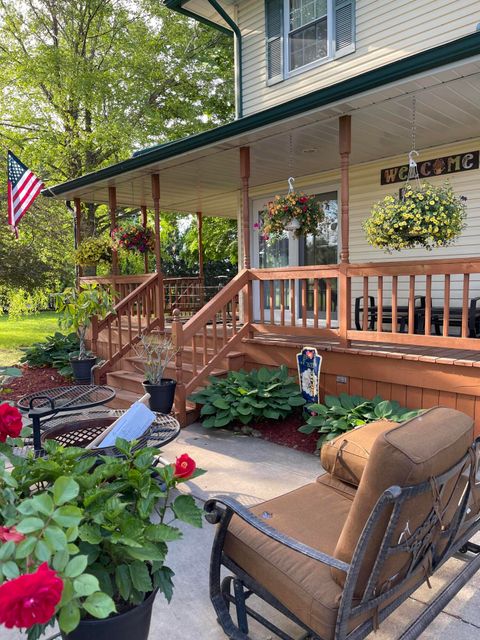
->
<box><xmin>75</xmin><ymin>236</ymin><xmax>113</xmax><ymax>266</ymax></box>
<box><xmin>363</xmin><ymin>182</ymin><xmax>467</xmax><ymax>252</ymax></box>
<box><xmin>113</xmin><ymin>223</ymin><xmax>155</xmax><ymax>254</ymax></box>
<box><xmin>256</xmin><ymin>191</ymin><xmax>325</xmax><ymax>240</ymax></box>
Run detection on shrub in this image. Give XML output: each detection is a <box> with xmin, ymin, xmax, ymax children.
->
<box><xmin>189</xmin><ymin>366</ymin><xmax>305</xmax><ymax>428</ymax></box>
<box><xmin>20</xmin><ymin>332</ymin><xmax>79</xmax><ymax>377</ymax></box>
<box><xmin>299</xmin><ymin>393</ymin><xmax>421</xmax><ymax>450</ymax></box>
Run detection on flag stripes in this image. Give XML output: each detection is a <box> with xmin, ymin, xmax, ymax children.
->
<box><xmin>7</xmin><ymin>151</ymin><xmax>44</xmax><ymax>234</ymax></box>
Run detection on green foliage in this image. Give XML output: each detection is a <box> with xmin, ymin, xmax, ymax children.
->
<box><xmin>75</xmin><ymin>237</ymin><xmax>113</xmax><ymax>267</ymax></box>
<box><xmin>20</xmin><ymin>333</ymin><xmax>79</xmax><ymax>377</ymax></box>
<box><xmin>299</xmin><ymin>393</ymin><xmax>421</xmax><ymax>449</ymax></box>
<box><xmin>55</xmin><ymin>284</ymin><xmax>115</xmax><ymax>359</ymax></box>
<box><xmin>0</xmin><ymin>436</ymin><xmax>205</xmax><ymax>639</ymax></box>
<box><xmin>190</xmin><ymin>366</ymin><xmax>305</xmax><ymax>428</ymax></box>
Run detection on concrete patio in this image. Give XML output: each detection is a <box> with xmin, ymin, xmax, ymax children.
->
<box><xmin>3</xmin><ymin>423</ymin><xmax>480</xmax><ymax>640</ymax></box>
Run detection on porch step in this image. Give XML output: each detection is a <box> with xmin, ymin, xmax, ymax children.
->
<box><xmin>106</xmin><ymin>387</ymin><xmax>199</xmax><ymax>425</ymax></box>
<box><xmin>122</xmin><ymin>351</ymin><xmax>241</xmax><ymax>372</ymax></box>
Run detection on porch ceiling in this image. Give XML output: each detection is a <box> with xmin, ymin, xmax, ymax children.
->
<box><xmin>47</xmin><ymin>55</ymin><xmax>480</xmax><ymax>218</ymax></box>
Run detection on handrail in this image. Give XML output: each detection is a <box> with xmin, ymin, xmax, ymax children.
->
<box><xmin>97</xmin><ymin>272</ymin><xmax>158</xmax><ymax>332</ymax></box>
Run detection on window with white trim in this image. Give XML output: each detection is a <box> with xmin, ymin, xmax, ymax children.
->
<box><xmin>265</xmin><ymin>0</ymin><xmax>355</xmax><ymax>84</ymax></box>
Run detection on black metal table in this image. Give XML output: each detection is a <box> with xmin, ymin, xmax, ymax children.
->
<box><xmin>17</xmin><ymin>385</ymin><xmax>116</xmax><ymax>453</ymax></box>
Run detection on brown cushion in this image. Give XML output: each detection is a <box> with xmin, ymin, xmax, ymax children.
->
<box><xmin>223</xmin><ymin>482</ymin><xmax>353</xmax><ymax>640</ymax></box>
<box><xmin>320</xmin><ymin>420</ymin><xmax>398</xmax><ymax>487</ymax></box>
<box><xmin>316</xmin><ymin>471</ymin><xmax>357</xmax><ymax>499</ymax></box>
<box><xmin>333</xmin><ymin>407</ymin><xmax>474</xmax><ymax>597</ymax></box>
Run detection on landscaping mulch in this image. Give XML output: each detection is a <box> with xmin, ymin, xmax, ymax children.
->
<box><xmin>0</xmin><ymin>366</ymin><xmax>70</xmax><ymax>404</ymax></box>
<box><xmin>248</xmin><ymin>413</ymin><xmax>318</xmax><ymax>454</ymax></box>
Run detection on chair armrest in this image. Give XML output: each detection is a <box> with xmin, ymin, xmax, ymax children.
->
<box><xmin>205</xmin><ymin>495</ymin><xmax>350</xmax><ymax>574</ymax></box>
<box><xmin>414</xmin><ymin>296</ymin><xmax>426</xmax><ymax>308</ymax></box>
<box><xmin>470</xmin><ymin>297</ymin><xmax>480</xmax><ymax>310</ymax></box>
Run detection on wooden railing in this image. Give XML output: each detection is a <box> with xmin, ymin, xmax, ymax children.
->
<box><xmin>91</xmin><ymin>273</ymin><xmax>163</xmax><ymax>381</ymax></box>
<box><xmin>80</xmin><ymin>274</ymin><xmax>151</xmax><ymax>302</ymax></box>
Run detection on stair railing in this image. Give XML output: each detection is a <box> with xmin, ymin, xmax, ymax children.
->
<box><xmin>91</xmin><ymin>272</ymin><xmax>163</xmax><ymax>382</ymax></box>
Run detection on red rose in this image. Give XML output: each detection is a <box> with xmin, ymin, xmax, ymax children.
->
<box><xmin>0</xmin><ymin>404</ymin><xmax>23</xmax><ymax>442</ymax></box>
<box><xmin>173</xmin><ymin>454</ymin><xmax>196</xmax><ymax>480</ymax></box>
<box><xmin>0</xmin><ymin>526</ymin><xmax>25</xmax><ymax>544</ymax></box>
<box><xmin>0</xmin><ymin>563</ymin><xmax>63</xmax><ymax>629</ymax></box>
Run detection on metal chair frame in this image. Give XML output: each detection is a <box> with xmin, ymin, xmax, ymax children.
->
<box><xmin>206</xmin><ymin>440</ymin><xmax>480</xmax><ymax>640</ymax></box>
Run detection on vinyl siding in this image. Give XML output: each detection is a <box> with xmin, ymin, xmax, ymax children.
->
<box><xmin>239</xmin><ymin>0</ymin><xmax>479</xmax><ymax>116</ymax></box>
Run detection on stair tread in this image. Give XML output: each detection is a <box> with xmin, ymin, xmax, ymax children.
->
<box><xmin>119</xmin><ymin>361</ymin><xmax>228</xmax><ymax>376</ymax></box>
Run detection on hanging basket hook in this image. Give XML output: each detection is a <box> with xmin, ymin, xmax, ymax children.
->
<box><xmin>408</xmin><ymin>149</ymin><xmax>419</xmax><ymax>167</ymax></box>
<box><xmin>287</xmin><ymin>176</ymin><xmax>295</xmax><ymax>193</ymax></box>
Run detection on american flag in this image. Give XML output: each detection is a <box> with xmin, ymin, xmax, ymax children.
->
<box><xmin>7</xmin><ymin>151</ymin><xmax>44</xmax><ymax>237</ymax></box>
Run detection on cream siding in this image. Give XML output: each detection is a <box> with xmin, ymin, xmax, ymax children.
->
<box><xmin>249</xmin><ymin>138</ymin><xmax>480</xmax><ymax>311</ymax></box>
<box><xmin>239</xmin><ymin>0</ymin><xmax>479</xmax><ymax>116</ymax></box>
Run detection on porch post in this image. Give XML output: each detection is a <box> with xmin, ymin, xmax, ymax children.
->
<box><xmin>240</xmin><ymin>147</ymin><xmax>251</xmax><ymax>269</ymax></box>
<box><xmin>339</xmin><ymin>115</ymin><xmax>351</xmax><ymax>264</ymax></box>
<box><xmin>338</xmin><ymin>115</ymin><xmax>352</xmax><ymax>348</ymax></box>
<box><xmin>151</xmin><ymin>173</ymin><xmax>165</xmax><ymax>332</ymax></box>
<box><xmin>196</xmin><ymin>211</ymin><xmax>205</xmax><ymax>306</ymax></box>
<box><xmin>73</xmin><ymin>198</ymin><xmax>82</xmax><ymax>281</ymax></box>
<box><xmin>108</xmin><ymin>186</ymin><xmax>119</xmax><ymax>275</ymax></box>
<box><xmin>141</xmin><ymin>205</ymin><xmax>149</xmax><ymax>274</ymax></box>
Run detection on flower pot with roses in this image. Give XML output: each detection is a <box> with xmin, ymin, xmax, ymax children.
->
<box><xmin>113</xmin><ymin>223</ymin><xmax>155</xmax><ymax>254</ymax></box>
<box><xmin>0</xmin><ymin>402</ymin><xmax>204</xmax><ymax>640</ymax></box>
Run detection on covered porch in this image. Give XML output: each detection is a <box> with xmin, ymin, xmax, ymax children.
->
<box><xmin>45</xmin><ymin>34</ymin><xmax>480</xmax><ymax>428</ymax></box>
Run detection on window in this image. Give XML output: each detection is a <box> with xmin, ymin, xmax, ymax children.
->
<box><xmin>265</xmin><ymin>0</ymin><xmax>355</xmax><ymax>84</ymax></box>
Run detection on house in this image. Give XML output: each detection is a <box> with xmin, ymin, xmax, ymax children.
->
<box><xmin>44</xmin><ymin>1</ymin><xmax>480</xmax><ymax>431</ymax></box>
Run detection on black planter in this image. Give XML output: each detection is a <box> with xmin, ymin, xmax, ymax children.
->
<box><xmin>62</xmin><ymin>589</ymin><xmax>157</xmax><ymax>640</ymax></box>
<box><xmin>70</xmin><ymin>356</ymin><xmax>97</xmax><ymax>384</ymax></box>
<box><xmin>142</xmin><ymin>379</ymin><xmax>177</xmax><ymax>413</ymax></box>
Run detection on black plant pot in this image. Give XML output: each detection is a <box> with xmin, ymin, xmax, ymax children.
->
<box><xmin>62</xmin><ymin>589</ymin><xmax>157</xmax><ymax>640</ymax></box>
<box><xmin>142</xmin><ymin>379</ymin><xmax>177</xmax><ymax>413</ymax></box>
<box><xmin>70</xmin><ymin>356</ymin><xmax>96</xmax><ymax>384</ymax></box>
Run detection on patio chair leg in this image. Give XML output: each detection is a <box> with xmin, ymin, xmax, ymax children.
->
<box><xmin>233</xmin><ymin>578</ymin><xmax>249</xmax><ymax>634</ymax></box>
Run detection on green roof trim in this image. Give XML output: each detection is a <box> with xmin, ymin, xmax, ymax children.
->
<box><xmin>164</xmin><ymin>0</ymin><xmax>233</xmax><ymax>36</ymax></box>
<box><xmin>44</xmin><ymin>31</ymin><xmax>480</xmax><ymax>197</ymax></box>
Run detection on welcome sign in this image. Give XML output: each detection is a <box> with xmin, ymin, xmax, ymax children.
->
<box><xmin>380</xmin><ymin>150</ymin><xmax>479</xmax><ymax>185</ymax></box>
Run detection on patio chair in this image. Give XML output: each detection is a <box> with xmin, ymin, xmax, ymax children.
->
<box><xmin>205</xmin><ymin>407</ymin><xmax>480</xmax><ymax>640</ymax></box>
<box><xmin>354</xmin><ymin>295</ymin><xmax>425</xmax><ymax>332</ymax></box>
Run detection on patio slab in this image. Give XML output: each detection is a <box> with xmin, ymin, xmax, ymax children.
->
<box><xmin>2</xmin><ymin>423</ymin><xmax>480</xmax><ymax>640</ymax></box>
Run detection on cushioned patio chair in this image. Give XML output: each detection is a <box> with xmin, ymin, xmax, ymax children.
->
<box><xmin>205</xmin><ymin>407</ymin><xmax>480</xmax><ymax>640</ymax></box>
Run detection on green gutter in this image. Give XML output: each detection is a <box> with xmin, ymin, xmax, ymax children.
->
<box><xmin>205</xmin><ymin>0</ymin><xmax>243</xmax><ymax>118</ymax></box>
<box><xmin>164</xmin><ymin>0</ymin><xmax>232</xmax><ymax>36</ymax></box>
<box><xmin>44</xmin><ymin>31</ymin><xmax>480</xmax><ymax>196</ymax></box>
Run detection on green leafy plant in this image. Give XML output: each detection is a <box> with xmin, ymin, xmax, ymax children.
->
<box><xmin>299</xmin><ymin>393</ymin><xmax>421</xmax><ymax>449</ymax></box>
<box><xmin>75</xmin><ymin>237</ymin><xmax>113</xmax><ymax>267</ymax></box>
<box><xmin>20</xmin><ymin>332</ymin><xmax>79</xmax><ymax>377</ymax></box>
<box><xmin>189</xmin><ymin>366</ymin><xmax>305</xmax><ymax>428</ymax></box>
<box><xmin>0</xmin><ymin>406</ymin><xmax>205</xmax><ymax>639</ymax></box>
<box><xmin>55</xmin><ymin>283</ymin><xmax>115</xmax><ymax>360</ymax></box>
<box><xmin>258</xmin><ymin>191</ymin><xmax>325</xmax><ymax>240</ymax></box>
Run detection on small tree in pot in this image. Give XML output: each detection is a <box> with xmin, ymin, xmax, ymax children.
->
<box><xmin>133</xmin><ymin>335</ymin><xmax>179</xmax><ymax>413</ymax></box>
<box><xmin>55</xmin><ymin>284</ymin><xmax>115</xmax><ymax>383</ymax></box>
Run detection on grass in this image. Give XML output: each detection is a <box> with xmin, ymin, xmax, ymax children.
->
<box><xmin>0</xmin><ymin>311</ymin><xmax>59</xmax><ymax>366</ymax></box>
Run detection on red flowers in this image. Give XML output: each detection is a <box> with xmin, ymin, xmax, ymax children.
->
<box><xmin>0</xmin><ymin>404</ymin><xmax>23</xmax><ymax>442</ymax></box>
<box><xmin>173</xmin><ymin>453</ymin><xmax>196</xmax><ymax>480</ymax></box>
<box><xmin>0</xmin><ymin>526</ymin><xmax>25</xmax><ymax>544</ymax></box>
<box><xmin>0</xmin><ymin>563</ymin><xmax>63</xmax><ymax>629</ymax></box>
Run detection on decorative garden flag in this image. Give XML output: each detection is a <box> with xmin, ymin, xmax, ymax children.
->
<box><xmin>7</xmin><ymin>151</ymin><xmax>44</xmax><ymax>238</ymax></box>
<box><xmin>297</xmin><ymin>347</ymin><xmax>322</xmax><ymax>404</ymax></box>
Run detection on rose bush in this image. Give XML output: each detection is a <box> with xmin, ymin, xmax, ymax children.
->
<box><xmin>0</xmin><ymin>404</ymin><xmax>23</xmax><ymax>442</ymax></box>
<box><xmin>0</xmin><ymin>419</ymin><xmax>205</xmax><ymax>640</ymax></box>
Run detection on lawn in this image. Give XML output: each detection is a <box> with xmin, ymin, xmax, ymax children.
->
<box><xmin>0</xmin><ymin>311</ymin><xmax>59</xmax><ymax>366</ymax></box>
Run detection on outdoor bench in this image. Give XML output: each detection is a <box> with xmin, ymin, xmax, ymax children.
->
<box><xmin>206</xmin><ymin>407</ymin><xmax>480</xmax><ymax>640</ymax></box>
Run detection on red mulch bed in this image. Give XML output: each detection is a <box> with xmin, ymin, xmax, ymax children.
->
<box><xmin>0</xmin><ymin>366</ymin><xmax>71</xmax><ymax>403</ymax></box>
<box><xmin>250</xmin><ymin>413</ymin><xmax>319</xmax><ymax>455</ymax></box>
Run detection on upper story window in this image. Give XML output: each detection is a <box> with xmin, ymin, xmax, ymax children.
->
<box><xmin>266</xmin><ymin>0</ymin><xmax>355</xmax><ymax>84</ymax></box>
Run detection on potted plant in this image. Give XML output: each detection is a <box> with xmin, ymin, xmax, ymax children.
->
<box><xmin>75</xmin><ymin>237</ymin><xmax>113</xmax><ymax>268</ymax></box>
<box><xmin>256</xmin><ymin>190</ymin><xmax>325</xmax><ymax>240</ymax></box>
<box><xmin>112</xmin><ymin>223</ymin><xmax>155</xmax><ymax>254</ymax></box>
<box><xmin>55</xmin><ymin>283</ymin><xmax>115</xmax><ymax>383</ymax></box>
<box><xmin>133</xmin><ymin>335</ymin><xmax>179</xmax><ymax>413</ymax></box>
<box><xmin>0</xmin><ymin>402</ymin><xmax>204</xmax><ymax>640</ymax></box>
<box><xmin>364</xmin><ymin>181</ymin><xmax>467</xmax><ymax>252</ymax></box>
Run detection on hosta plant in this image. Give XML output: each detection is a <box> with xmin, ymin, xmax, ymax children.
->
<box><xmin>20</xmin><ymin>332</ymin><xmax>79</xmax><ymax>377</ymax></box>
<box><xmin>299</xmin><ymin>393</ymin><xmax>420</xmax><ymax>450</ymax></box>
<box><xmin>0</xmin><ymin>404</ymin><xmax>204</xmax><ymax>639</ymax></box>
<box><xmin>189</xmin><ymin>366</ymin><xmax>305</xmax><ymax>428</ymax></box>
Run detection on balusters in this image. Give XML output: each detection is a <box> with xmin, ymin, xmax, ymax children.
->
<box><xmin>202</xmin><ymin>326</ymin><xmax>208</xmax><ymax>365</ymax></box>
<box><xmin>107</xmin><ymin>322</ymin><xmax>113</xmax><ymax>360</ymax></box>
<box><xmin>127</xmin><ymin>303</ymin><xmax>133</xmax><ymax>345</ymax></box>
<box><xmin>117</xmin><ymin>311</ymin><xmax>123</xmax><ymax>352</ymax></box>
<box><xmin>326</xmin><ymin>279</ymin><xmax>332</xmax><ymax>329</ymax></box>
<box><xmin>313</xmin><ymin>278</ymin><xmax>319</xmax><ymax>329</ymax></box>
<box><xmin>443</xmin><ymin>275</ymin><xmax>451</xmax><ymax>337</ymax></box>
<box><xmin>191</xmin><ymin>335</ymin><xmax>198</xmax><ymax>376</ymax></box>
<box><xmin>270</xmin><ymin>280</ymin><xmax>275</xmax><ymax>325</ymax></box>
<box><xmin>222</xmin><ymin>306</ymin><xmax>227</xmax><ymax>345</ymax></box>
<box><xmin>259</xmin><ymin>281</ymin><xmax>265</xmax><ymax>324</ymax></box>
<box><xmin>232</xmin><ymin>296</ymin><xmax>237</xmax><ymax>334</ymax></box>
<box><xmin>137</xmin><ymin>298</ymin><xmax>142</xmax><ymax>336</ymax></box>
<box><xmin>462</xmin><ymin>274</ymin><xmax>470</xmax><ymax>338</ymax></box>
<box><xmin>377</xmin><ymin>276</ymin><xmax>383</xmax><ymax>332</ymax></box>
<box><xmin>362</xmin><ymin>277</ymin><xmax>369</xmax><ymax>331</ymax></box>
<box><xmin>280</xmin><ymin>280</ymin><xmax>285</xmax><ymax>326</ymax></box>
<box><xmin>425</xmin><ymin>275</ymin><xmax>432</xmax><ymax>336</ymax></box>
<box><xmin>212</xmin><ymin>316</ymin><xmax>218</xmax><ymax>354</ymax></box>
<box><xmin>290</xmin><ymin>279</ymin><xmax>296</xmax><ymax>326</ymax></box>
<box><xmin>392</xmin><ymin>276</ymin><xmax>398</xmax><ymax>334</ymax></box>
<box><xmin>301</xmin><ymin>280</ymin><xmax>307</xmax><ymax>328</ymax></box>
<box><xmin>408</xmin><ymin>275</ymin><xmax>415</xmax><ymax>335</ymax></box>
